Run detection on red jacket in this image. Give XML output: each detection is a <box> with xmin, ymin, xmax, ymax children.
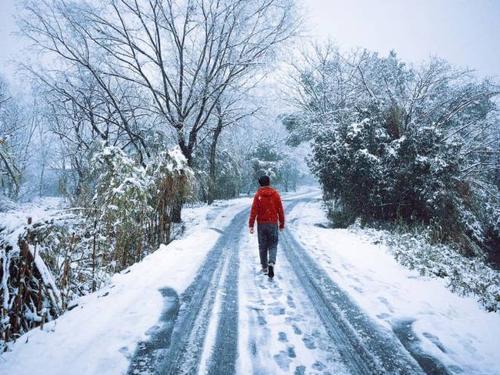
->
<box><xmin>249</xmin><ymin>186</ymin><xmax>285</xmax><ymax>229</ymax></box>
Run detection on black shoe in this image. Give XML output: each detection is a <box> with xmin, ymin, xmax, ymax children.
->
<box><xmin>268</xmin><ymin>264</ymin><xmax>274</xmax><ymax>278</ymax></box>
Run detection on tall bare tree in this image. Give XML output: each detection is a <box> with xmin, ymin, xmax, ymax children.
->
<box><xmin>21</xmin><ymin>0</ymin><xmax>298</xmax><ymax>219</ymax></box>
<box><xmin>21</xmin><ymin>0</ymin><xmax>298</xmax><ymax>163</ymax></box>
<box><xmin>0</xmin><ymin>76</ymin><xmax>36</xmax><ymax>198</ymax></box>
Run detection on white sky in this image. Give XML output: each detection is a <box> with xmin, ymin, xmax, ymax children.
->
<box><xmin>302</xmin><ymin>0</ymin><xmax>500</xmax><ymax>80</ymax></box>
<box><xmin>1</xmin><ymin>0</ymin><xmax>500</xmax><ymax>85</ymax></box>
<box><xmin>0</xmin><ymin>0</ymin><xmax>17</xmax><ymax>80</ymax></box>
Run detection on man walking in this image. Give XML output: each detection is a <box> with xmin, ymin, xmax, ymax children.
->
<box><xmin>249</xmin><ymin>175</ymin><xmax>285</xmax><ymax>278</ymax></box>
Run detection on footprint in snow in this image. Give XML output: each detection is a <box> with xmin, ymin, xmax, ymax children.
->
<box><xmin>348</xmin><ymin>275</ymin><xmax>360</xmax><ymax>282</ymax></box>
<box><xmin>285</xmin><ymin>315</ymin><xmax>303</xmax><ymax>325</ymax></box>
<box><xmin>312</xmin><ymin>329</ymin><xmax>321</xmax><ymax>338</ymax></box>
<box><xmin>292</xmin><ymin>324</ymin><xmax>302</xmax><ymax>335</ymax></box>
<box><xmin>312</xmin><ymin>360</ymin><xmax>326</xmax><ymax>371</ymax></box>
<box><xmin>119</xmin><ymin>346</ymin><xmax>130</xmax><ymax>358</ymax></box>
<box><xmin>269</xmin><ymin>282</ymin><xmax>283</xmax><ymax>292</ymax></box>
<box><xmin>352</xmin><ymin>285</ymin><xmax>364</xmax><ymax>293</ymax></box>
<box><xmin>376</xmin><ymin>312</ymin><xmax>391</xmax><ymax>320</ymax></box>
<box><xmin>341</xmin><ymin>263</ymin><xmax>352</xmax><ymax>271</ymax></box>
<box><xmin>422</xmin><ymin>332</ymin><xmax>447</xmax><ymax>353</ymax></box>
<box><xmin>269</xmin><ymin>306</ymin><xmax>286</xmax><ymax>316</ymax></box>
<box><xmin>250</xmin><ymin>340</ymin><xmax>257</xmax><ymax>356</ymax></box>
<box><xmin>273</xmin><ymin>350</ymin><xmax>292</xmax><ymax>371</ymax></box>
<box><xmin>294</xmin><ymin>365</ymin><xmax>306</xmax><ymax>375</ymax></box>
<box><xmin>377</xmin><ymin>296</ymin><xmax>394</xmax><ymax>313</ymax></box>
<box><xmin>302</xmin><ymin>335</ymin><xmax>317</xmax><ymax>350</ymax></box>
<box><xmin>278</xmin><ymin>331</ymin><xmax>288</xmax><ymax>342</ymax></box>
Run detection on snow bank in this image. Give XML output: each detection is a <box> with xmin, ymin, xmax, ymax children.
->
<box><xmin>0</xmin><ymin>197</ymin><xmax>65</xmax><ymax>240</ymax></box>
<box><xmin>288</xmin><ymin>199</ymin><xmax>500</xmax><ymax>374</ymax></box>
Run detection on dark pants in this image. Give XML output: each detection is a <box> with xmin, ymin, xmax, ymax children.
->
<box><xmin>257</xmin><ymin>223</ymin><xmax>278</xmax><ymax>269</ymax></box>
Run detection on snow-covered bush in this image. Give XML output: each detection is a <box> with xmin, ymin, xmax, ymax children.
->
<box><xmin>0</xmin><ymin>206</ymin><xmax>112</xmax><ymax>351</ymax></box>
<box><xmin>89</xmin><ymin>145</ymin><xmax>192</xmax><ymax>272</ymax></box>
<box><xmin>1</xmin><ymin>201</ymin><xmax>67</xmax><ymax>350</ymax></box>
<box><xmin>353</xmin><ymin>225</ymin><xmax>500</xmax><ymax>312</ymax></box>
<box><xmin>0</xmin><ymin>146</ymin><xmax>192</xmax><ymax>350</ymax></box>
<box><xmin>146</xmin><ymin>148</ymin><xmax>193</xmax><ymax>243</ymax></box>
<box><xmin>91</xmin><ymin>146</ymin><xmax>153</xmax><ymax>271</ymax></box>
<box><xmin>287</xmin><ymin>45</ymin><xmax>500</xmax><ymax>263</ymax></box>
<box><xmin>312</xmin><ymin>119</ymin><xmax>469</xmax><ymax>237</ymax></box>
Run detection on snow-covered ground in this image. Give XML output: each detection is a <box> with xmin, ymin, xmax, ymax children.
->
<box><xmin>287</xmin><ymin>198</ymin><xmax>500</xmax><ymax>374</ymax></box>
<box><xmin>3</xmin><ymin>187</ymin><xmax>498</xmax><ymax>374</ymax></box>
<box><xmin>237</xmin><ymin>226</ymin><xmax>351</xmax><ymax>374</ymax></box>
<box><xmin>0</xmin><ymin>197</ymin><xmax>66</xmax><ymax>241</ymax></box>
<box><xmin>0</xmin><ymin>196</ymin><xmax>251</xmax><ymax>375</ymax></box>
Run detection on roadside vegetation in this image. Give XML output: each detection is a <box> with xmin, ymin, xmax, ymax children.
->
<box><xmin>284</xmin><ymin>45</ymin><xmax>499</xmax><ymax>309</ymax></box>
<box><xmin>1</xmin><ymin>0</ymin><xmax>302</xmax><ymax>349</ymax></box>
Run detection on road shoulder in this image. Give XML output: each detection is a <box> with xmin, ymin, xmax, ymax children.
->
<box><xmin>287</xmin><ymin>199</ymin><xmax>500</xmax><ymax>374</ymax></box>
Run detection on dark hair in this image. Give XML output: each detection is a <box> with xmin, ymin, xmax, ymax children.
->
<box><xmin>258</xmin><ymin>175</ymin><xmax>270</xmax><ymax>186</ymax></box>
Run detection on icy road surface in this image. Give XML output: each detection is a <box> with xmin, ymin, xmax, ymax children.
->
<box><xmin>128</xmin><ymin>197</ymin><xmax>436</xmax><ymax>375</ymax></box>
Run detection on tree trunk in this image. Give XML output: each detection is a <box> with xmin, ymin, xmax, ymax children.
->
<box><xmin>39</xmin><ymin>161</ymin><xmax>45</xmax><ymax>197</ymax></box>
<box><xmin>207</xmin><ymin>120</ymin><xmax>223</xmax><ymax>205</ymax></box>
<box><xmin>172</xmin><ymin>134</ymin><xmax>192</xmax><ymax>224</ymax></box>
<box><xmin>170</xmin><ymin>200</ymin><xmax>182</xmax><ymax>223</ymax></box>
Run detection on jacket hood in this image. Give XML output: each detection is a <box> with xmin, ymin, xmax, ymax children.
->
<box><xmin>258</xmin><ymin>186</ymin><xmax>276</xmax><ymax>197</ymax></box>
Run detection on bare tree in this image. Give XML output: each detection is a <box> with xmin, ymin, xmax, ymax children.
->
<box><xmin>21</xmin><ymin>0</ymin><xmax>298</xmax><ymax>162</ymax></box>
<box><xmin>204</xmin><ymin>90</ymin><xmax>259</xmax><ymax>204</ymax></box>
<box><xmin>21</xmin><ymin>0</ymin><xmax>298</xmax><ymax>219</ymax></box>
<box><xmin>0</xmin><ymin>76</ymin><xmax>36</xmax><ymax>198</ymax></box>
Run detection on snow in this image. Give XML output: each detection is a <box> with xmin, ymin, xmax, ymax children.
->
<box><xmin>0</xmin><ymin>187</ymin><xmax>313</xmax><ymax>374</ymax></box>
<box><xmin>0</xmin><ymin>200</ymin><xmax>241</xmax><ymax>375</ymax></box>
<box><xmin>198</xmin><ymin>255</ymin><xmax>230</xmax><ymax>374</ymax></box>
<box><xmin>5</xmin><ymin>187</ymin><xmax>495</xmax><ymax>374</ymax></box>
<box><xmin>237</xmin><ymin>227</ymin><xmax>350</xmax><ymax>374</ymax></box>
<box><xmin>288</xmin><ymin>198</ymin><xmax>500</xmax><ymax>374</ymax></box>
<box><xmin>0</xmin><ymin>197</ymin><xmax>64</xmax><ymax>237</ymax></box>
<box><xmin>1</xmin><ymin>197</ymin><xmax>67</xmax><ymax>311</ymax></box>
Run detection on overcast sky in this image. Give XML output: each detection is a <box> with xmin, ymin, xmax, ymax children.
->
<box><xmin>1</xmin><ymin>0</ymin><xmax>500</xmax><ymax>85</ymax></box>
<box><xmin>303</xmin><ymin>0</ymin><xmax>500</xmax><ymax>79</ymax></box>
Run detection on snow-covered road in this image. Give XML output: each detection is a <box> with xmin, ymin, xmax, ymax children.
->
<box><xmin>2</xmin><ymin>190</ymin><xmax>499</xmax><ymax>374</ymax></box>
<box><xmin>128</xmin><ymin>208</ymin><xmax>248</xmax><ymax>374</ymax></box>
<box><xmin>127</xmin><ymin>196</ymin><xmax>430</xmax><ymax>374</ymax></box>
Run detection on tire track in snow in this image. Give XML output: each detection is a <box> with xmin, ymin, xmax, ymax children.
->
<box><xmin>127</xmin><ymin>208</ymin><xmax>247</xmax><ymax>374</ymax></box>
<box><xmin>238</xmin><ymin>230</ymin><xmax>350</xmax><ymax>374</ymax></box>
<box><xmin>205</xmin><ymin>230</ymin><xmax>240</xmax><ymax>375</ymax></box>
<box><xmin>281</xmin><ymin>199</ymin><xmax>425</xmax><ymax>374</ymax></box>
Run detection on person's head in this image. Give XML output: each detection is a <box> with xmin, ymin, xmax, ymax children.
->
<box><xmin>258</xmin><ymin>175</ymin><xmax>270</xmax><ymax>187</ymax></box>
